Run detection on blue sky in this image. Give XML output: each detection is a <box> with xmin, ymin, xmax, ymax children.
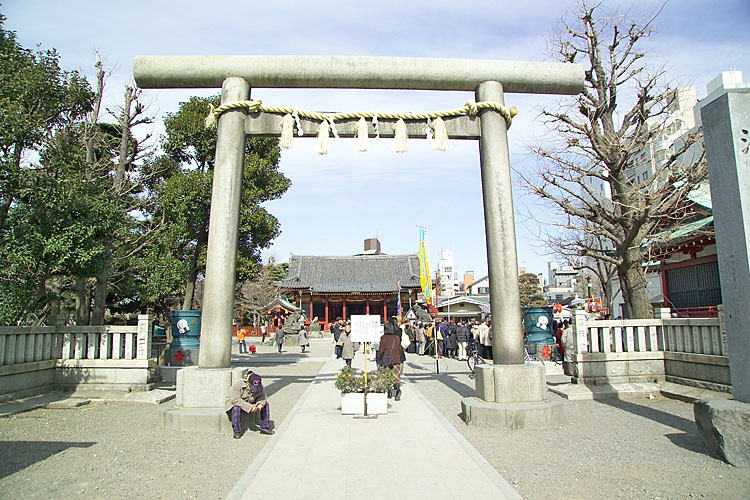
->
<box><xmin>5</xmin><ymin>1</ymin><xmax>750</xmax><ymax>281</ymax></box>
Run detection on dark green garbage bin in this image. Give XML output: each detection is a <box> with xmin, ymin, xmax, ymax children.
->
<box><xmin>523</xmin><ymin>306</ymin><xmax>555</xmax><ymax>345</ymax></box>
<box><xmin>169</xmin><ymin>310</ymin><xmax>201</xmax><ymax>365</ymax></box>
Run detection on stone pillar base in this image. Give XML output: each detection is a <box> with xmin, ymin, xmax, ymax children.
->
<box><xmin>464</xmin><ymin>363</ymin><xmax>563</xmax><ymax>429</ymax></box>
<box><xmin>160</xmin><ymin>366</ymin><xmax>245</xmax><ymax>434</ymax></box>
<box><xmin>695</xmin><ymin>399</ymin><xmax>750</xmax><ymax>467</ymax></box>
<box><xmin>461</xmin><ymin>397</ymin><xmax>564</xmax><ymax>429</ymax></box>
<box><xmin>475</xmin><ymin>363</ymin><xmax>546</xmax><ymax>403</ymax></box>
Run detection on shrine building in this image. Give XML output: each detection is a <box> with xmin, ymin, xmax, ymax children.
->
<box><xmin>278</xmin><ymin>239</ymin><xmax>421</xmax><ymax>329</ymax></box>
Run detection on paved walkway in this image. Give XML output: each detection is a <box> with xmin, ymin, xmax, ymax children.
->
<box><xmin>225</xmin><ymin>344</ymin><xmax>522</xmax><ymax>500</ymax></box>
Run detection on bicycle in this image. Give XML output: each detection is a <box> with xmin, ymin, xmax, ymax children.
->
<box><xmin>467</xmin><ymin>341</ymin><xmax>487</xmax><ymax>375</ymax></box>
<box><xmin>524</xmin><ymin>346</ymin><xmax>544</xmax><ymax>364</ymax></box>
<box><xmin>467</xmin><ymin>342</ymin><xmax>552</xmax><ymax>374</ymax></box>
<box><xmin>524</xmin><ymin>344</ymin><xmax>563</xmax><ymax>366</ymax></box>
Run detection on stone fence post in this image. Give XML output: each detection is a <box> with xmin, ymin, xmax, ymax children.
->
<box><xmin>655</xmin><ymin>307</ymin><xmax>671</xmax><ymax>320</ymax></box>
<box><xmin>573</xmin><ymin>309</ymin><xmax>588</xmax><ymax>355</ymax></box>
<box><xmin>137</xmin><ymin>314</ymin><xmax>153</xmax><ymax>360</ymax></box>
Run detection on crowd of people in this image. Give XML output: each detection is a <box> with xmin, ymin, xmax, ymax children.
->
<box><xmin>394</xmin><ymin>317</ymin><xmax>493</xmax><ymax>361</ymax></box>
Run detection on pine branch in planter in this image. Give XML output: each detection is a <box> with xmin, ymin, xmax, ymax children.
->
<box><xmin>335</xmin><ymin>366</ymin><xmax>364</xmax><ymax>393</ymax></box>
<box><xmin>366</xmin><ymin>368</ymin><xmax>395</xmax><ymax>393</ymax></box>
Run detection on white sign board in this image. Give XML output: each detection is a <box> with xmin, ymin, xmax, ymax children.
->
<box><xmin>350</xmin><ymin>315</ymin><xmax>382</xmax><ymax>343</ymax></box>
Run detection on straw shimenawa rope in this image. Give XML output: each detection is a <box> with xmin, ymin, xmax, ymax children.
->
<box><xmin>205</xmin><ymin>100</ymin><xmax>518</xmax><ymax>154</ymax></box>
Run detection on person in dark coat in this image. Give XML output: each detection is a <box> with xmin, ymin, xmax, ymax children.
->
<box><xmin>445</xmin><ymin>320</ymin><xmax>458</xmax><ymax>358</ymax></box>
<box><xmin>436</xmin><ymin>319</ymin><xmax>448</xmax><ymax>356</ymax></box>
<box><xmin>225</xmin><ymin>370</ymin><xmax>274</xmax><ymax>438</ymax></box>
<box><xmin>384</xmin><ymin>316</ymin><xmax>401</xmax><ymax>338</ymax></box>
<box><xmin>406</xmin><ymin>322</ymin><xmax>417</xmax><ymax>353</ymax></box>
<box><xmin>456</xmin><ymin>321</ymin><xmax>472</xmax><ymax>360</ymax></box>
<box><xmin>275</xmin><ymin>327</ymin><xmax>284</xmax><ymax>353</ymax></box>
<box><xmin>378</xmin><ymin>326</ymin><xmax>404</xmax><ymax>400</ymax></box>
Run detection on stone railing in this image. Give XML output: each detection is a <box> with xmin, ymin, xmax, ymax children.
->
<box><xmin>0</xmin><ymin>315</ymin><xmax>158</xmax><ymax>402</ymax></box>
<box><xmin>572</xmin><ymin>307</ymin><xmax>730</xmax><ymax>392</ymax></box>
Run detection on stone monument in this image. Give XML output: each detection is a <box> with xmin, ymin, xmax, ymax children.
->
<box><xmin>695</xmin><ymin>85</ymin><xmax>750</xmax><ymax>467</ymax></box>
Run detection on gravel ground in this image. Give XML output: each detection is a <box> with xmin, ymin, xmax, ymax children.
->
<box><xmin>0</xmin><ymin>339</ymin><xmax>329</xmax><ymax>500</ymax></box>
<box><xmin>403</xmin><ymin>353</ymin><xmax>750</xmax><ymax>500</ymax></box>
<box><xmin>3</xmin><ymin>340</ymin><xmax>749</xmax><ymax>500</ymax></box>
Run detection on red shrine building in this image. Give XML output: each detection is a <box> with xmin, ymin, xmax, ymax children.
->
<box><xmin>278</xmin><ymin>239</ymin><xmax>422</xmax><ymax>329</ymax></box>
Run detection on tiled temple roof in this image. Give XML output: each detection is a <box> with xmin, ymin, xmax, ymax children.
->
<box><xmin>259</xmin><ymin>296</ymin><xmax>302</xmax><ymax>313</ymax></box>
<box><xmin>279</xmin><ymin>254</ymin><xmax>422</xmax><ymax>293</ymax></box>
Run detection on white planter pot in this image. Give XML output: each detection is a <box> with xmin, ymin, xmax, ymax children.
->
<box><xmin>340</xmin><ymin>392</ymin><xmax>365</xmax><ymax>415</ymax></box>
<box><xmin>366</xmin><ymin>392</ymin><xmax>387</xmax><ymax>414</ymax></box>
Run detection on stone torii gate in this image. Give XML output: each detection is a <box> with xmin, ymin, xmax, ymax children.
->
<box><xmin>133</xmin><ymin>56</ymin><xmax>584</xmax><ymax>432</ymax></box>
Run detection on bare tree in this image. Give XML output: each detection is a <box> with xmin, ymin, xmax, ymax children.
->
<box><xmin>522</xmin><ymin>0</ymin><xmax>707</xmax><ymax>318</ymax></box>
<box><xmin>89</xmin><ymin>84</ymin><xmax>154</xmax><ymax>325</ymax></box>
<box><xmin>546</xmin><ymin>227</ymin><xmax>617</xmax><ymax>311</ymax></box>
<box><xmin>235</xmin><ymin>258</ymin><xmax>284</xmax><ymax>326</ymax></box>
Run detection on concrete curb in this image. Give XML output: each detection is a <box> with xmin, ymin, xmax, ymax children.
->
<box><xmin>224</xmin><ymin>354</ymin><xmax>335</xmax><ymax>500</ymax></box>
<box><xmin>659</xmin><ymin>381</ymin><xmax>733</xmax><ymax>404</ymax></box>
<box><xmin>404</xmin><ymin>373</ymin><xmax>525</xmax><ymax>500</ymax></box>
<box><xmin>548</xmin><ymin>382</ymin><xmax>661</xmax><ymax>400</ymax></box>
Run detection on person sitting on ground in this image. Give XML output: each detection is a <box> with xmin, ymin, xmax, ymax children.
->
<box><xmin>225</xmin><ymin>370</ymin><xmax>274</xmax><ymax>438</ymax></box>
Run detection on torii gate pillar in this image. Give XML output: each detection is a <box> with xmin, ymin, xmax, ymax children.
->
<box><xmin>135</xmin><ymin>55</ymin><xmax>582</xmax><ymax>431</ymax></box>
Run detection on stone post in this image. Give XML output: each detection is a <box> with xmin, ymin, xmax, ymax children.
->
<box><xmin>476</xmin><ymin>81</ymin><xmax>524</xmax><ymax>365</ymax></box>
<box><xmin>700</xmin><ymin>90</ymin><xmax>750</xmax><ymax>402</ymax></box>
<box><xmin>199</xmin><ymin>77</ymin><xmax>250</xmax><ymax>369</ymax></box>
<box><xmin>655</xmin><ymin>308</ymin><xmax>671</xmax><ymax>320</ymax></box>
<box><xmin>137</xmin><ymin>314</ymin><xmax>153</xmax><ymax>360</ymax></box>
<box><xmin>573</xmin><ymin>309</ymin><xmax>588</xmax><ymax>355</ymax></box>
<box><xmin>693</xmin><ymin>88</ymin><xmax>750</xmax><ymax>468</ymax></box>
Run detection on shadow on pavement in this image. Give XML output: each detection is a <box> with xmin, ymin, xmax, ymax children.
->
<box><xmin>404</xmin><ymin>362</ymin><xmax>476</xmax><ymax>398</ymax></box>
<box><xmin>0</xmin><ymin>440</ymin><xmax>96</xmax><ymax>479</ymax></box>
<box><xmin>262</xmin><ymin>374</ymin><xmax>319</xmax><ymax>397</ymax></box>
<box><xmin>595</xmin><ymin>397</ymin><xmax>694</xmax><ymax>433</ymax></box>
<box><xmin>0</xmin><ymin>391</ymin><xmax>76</xmax><ymax>418</ymax></box>
<box><xmin>665</xmin><ymin>432</ymin><xmax>719</xmax><ymax>459</ymax></box>
<box><xmin>596</xmin><ymin>397</ymin><xmax>717</xmax><ymax>458</ymax></box>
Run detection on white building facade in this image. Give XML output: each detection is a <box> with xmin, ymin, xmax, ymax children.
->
<box><xmin>437</xmin><ymin>249</ymin><xmax>459</xmax><ymax>297</ymax></box>
<box><xmin>545</xmin><ymin>261</ymin><xmax>578</xmax><ymax>302</ymax></box>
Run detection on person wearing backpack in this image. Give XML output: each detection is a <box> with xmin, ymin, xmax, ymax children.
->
<box><xmin>378</xmin><ymin>325</ymin><xmax>404</xmax><ymax>400</ymax></box>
